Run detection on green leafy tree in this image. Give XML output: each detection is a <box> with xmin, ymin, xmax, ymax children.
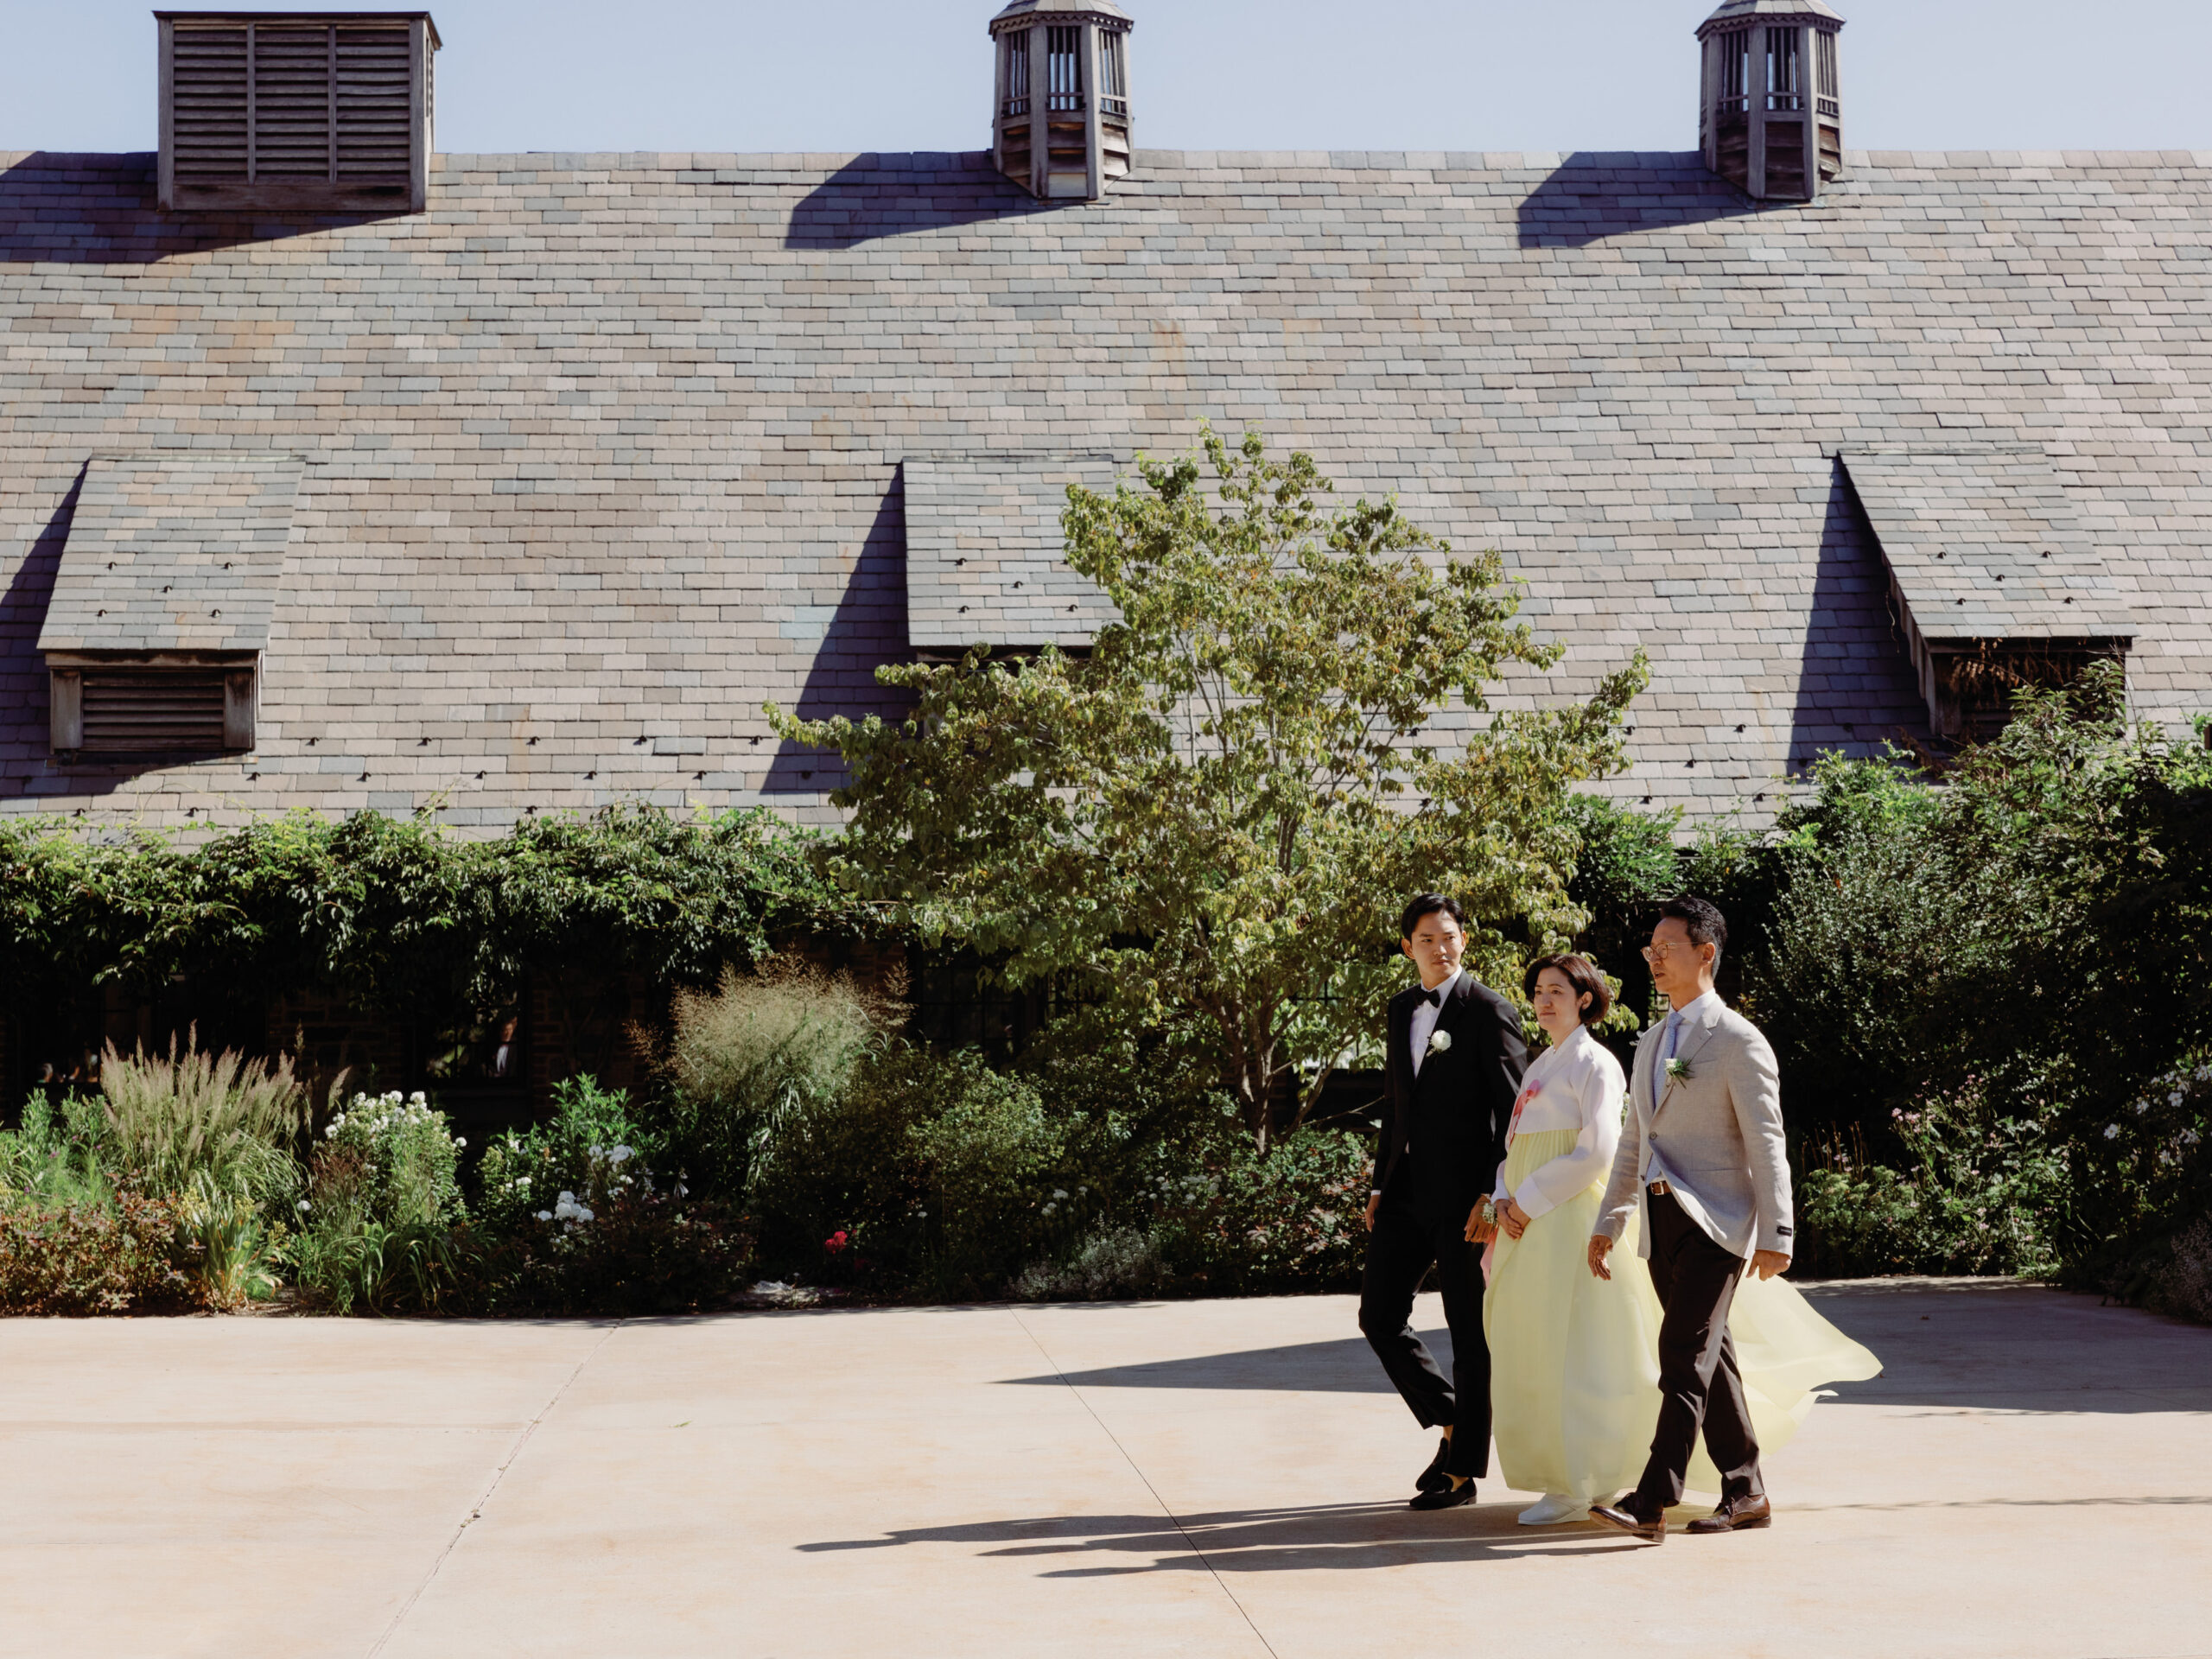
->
<box><xmin>773</xmin><ymin>427</ymin><xmax>1646</xmax><ymax>1150</ymax></box>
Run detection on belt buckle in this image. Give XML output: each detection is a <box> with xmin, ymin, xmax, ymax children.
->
<box><xmin>1649</xmin><ymin>1179</ymin><xmax>1671</xmax><ymax>1197</ymax></box>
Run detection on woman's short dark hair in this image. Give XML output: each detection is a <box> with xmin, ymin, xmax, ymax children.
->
<box><xmin>1399</xmin><ymin>892</ymin><xmax>1466</xmax><ymax>941</ymax></box>
<box><xmin>1656</xmin><ymin>894</ymin><xmax>1727</xmax><ymax>965</ymax></box>
<box><xmin>1522</xmin><ymin>953</ymin><xmax>1611</xmax><ymax>1026</ymax></box>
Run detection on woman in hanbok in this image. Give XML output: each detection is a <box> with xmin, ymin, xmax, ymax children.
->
<box><xmin>1478</xmin><ymin>954</ymin><xmax>1879</xmax><ymax>1525</ymax></box>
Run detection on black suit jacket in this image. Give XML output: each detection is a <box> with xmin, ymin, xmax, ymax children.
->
<box><xmin>1376</xmin><ymin>971</ymin><xmax>1530</xmax><ymax>1225</ymax></box>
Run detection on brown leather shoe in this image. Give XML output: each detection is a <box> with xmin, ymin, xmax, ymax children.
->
<box><xmin>1588</xmin><ymin>1495</ymin><xmax>1666</xmax><ymax>1543</ymax></box>
<box><xmin>1687</xmin><ymin>1493</ymin><xmax>1772</xmax><ymax>1534</ymax></box>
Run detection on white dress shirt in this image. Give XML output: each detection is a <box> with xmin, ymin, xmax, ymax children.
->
<box><xmin>1491</xmin><ymin>1024</ymin><xmax>1626</xmax><ymax>1218</ymax></box>
<box><xmin>1408</xmin><ymin>969</ymin><xmax>1459</xmax><ymax>1077</ymax></box>
<box><xmin>1373</xmin><ymin>971</ymin><xmax>1464</xmax><ymax>1198</ymax></box>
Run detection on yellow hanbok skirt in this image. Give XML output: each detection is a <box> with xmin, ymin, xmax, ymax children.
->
<box><xmin>1483</xmin><ymin>1128</ymin><xmax>1882</xmax><ymax>1503</ymax></box>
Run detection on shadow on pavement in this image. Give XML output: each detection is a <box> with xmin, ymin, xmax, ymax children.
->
<box><xmin>1000</xmin><ymin>1285</ymin><xmax>2212</xmax><ymax>1414</ymax></box>
<box><xmin>1000</xmin><ymin>1332</ymin><xmax>1427</xmax><ymax>1395</ymax></box>
<box><xmin>799</xmin><ymin>1500</ymin><xmax>1635</xmax><ymax>1573</ymax></box>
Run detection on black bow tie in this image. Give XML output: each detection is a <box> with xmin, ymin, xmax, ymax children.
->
<box><xmin>1422</xmin><ymin>986</ymin><xmax>1445</xmax><ymax>1007</ymax></box>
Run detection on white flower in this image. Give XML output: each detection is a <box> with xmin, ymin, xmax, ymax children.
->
<box><xmin>1427</xmin><ymin>1029</ymin><xmax>1452</xmax><ymax>1054</ymax></box>
<box><xmin>296</xmin><ymin>1199</ymin><xmax>311</xmax><ymax>1212</ymax></box>
<box><xmin>2104</xmin><ymin>1124</ymin><xmax>2121</xmax><ymax>1141</ymax></box>
<box><xmin>454</xmin><ymin>1137</ymin><xmax>467</xmax><ymax>1148</ymax></box>
<box><xmin>588</xmin><ymin>1145</ymin><xmax>603</xmax><ymax>1158</ymax></box>
<box><xmin>557</xmin><ymin>1191</ymin><xmax>576</xmax><ymax>1206</ymax></box>
<box><xmin>1052</xmin><ymin>1189</ymin><xmax>1069</xmax><ymax>1201</ymax></box>
<box><xmin>536</xmin><ymin>1210</ymin><xmax>553</xmax><ymax>1222</ymax></box>
<box><xmin>609</xmin><ymin>1145</ymin><xmax>633</xmax><ymax>1164</ymax></box>
<box><xmin>1041</xmin><ymin>1202</ymin><xmax>1057</xmax><ymax>1216</ymax></box>
<box><xmin>2183</xmin><ymin>1128</ymin><xmax>2202</xmax><ymax>1147</ymax></box>
<box><xmin>2171</xmin><ymin>1090</ymin><xmax>2188</xmax><ymax>1109</ymax></box>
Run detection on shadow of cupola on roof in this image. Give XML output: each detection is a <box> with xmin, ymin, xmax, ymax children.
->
<box><xmin>782</xmin><ymin>152</ymin><xmax>1058</xmax><ymax>251</ymax></box>
<box><xmin>1515</xmin><ymin>152</ymin><xmax>1763</xmax><ymax>249</ymax></box>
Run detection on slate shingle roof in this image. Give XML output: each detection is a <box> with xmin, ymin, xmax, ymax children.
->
<box><xmin>37</xmin><ymin>454</ymin><xmax>303</xmax><ymax>656</ymax></box>
<box><xmin>2</xmin><ymin>144</ymin><xmax>2209</xmax><ymax>828</ymax></box>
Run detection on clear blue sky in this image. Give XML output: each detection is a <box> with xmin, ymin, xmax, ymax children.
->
<box><xmin>4</xmin><ymin>0</ymin><xmax>2209</xmax><ymax>156</ymax></box>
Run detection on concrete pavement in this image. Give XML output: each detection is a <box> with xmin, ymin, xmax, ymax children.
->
<box><xmin>2</xmin><ymin>1281</ymin><xmax>2207</xmax><ymax>1657</ymax></box>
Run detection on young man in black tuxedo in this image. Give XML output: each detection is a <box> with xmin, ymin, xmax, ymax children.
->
<box><xmin>1359</xmin><ymin>893</ymin><xmax>1530</xmax><ymax>1510</ymax></box>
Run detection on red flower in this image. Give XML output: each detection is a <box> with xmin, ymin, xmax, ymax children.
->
<box><xmin>823</xmin><ymin>1230</ymin><xmax>849</xmax><ymax>1254</ymax></box>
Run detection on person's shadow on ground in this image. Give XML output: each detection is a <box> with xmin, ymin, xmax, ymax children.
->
<box><xmin>798</xmin><ymin>1501</ymin><xmax>1633</xmax><ymax>1573</ymax></box>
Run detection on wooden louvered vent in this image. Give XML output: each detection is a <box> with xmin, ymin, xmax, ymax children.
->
<box><xmin>83</xmin><ymin>670</ymin><xmax>227</xmax><ymax>752</ymax></box>
<box><xmin>48</xmin><ymin>663</ymin><xmax>257</xmax><ymax>756</ymax></box>
<box><xmin>157</xmin><ymin>12</ymin><xmax>441</xmax><ymax>213</ymax></box>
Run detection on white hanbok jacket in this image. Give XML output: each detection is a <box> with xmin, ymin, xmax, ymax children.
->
<box><xmin>1491</xmin><ymin>1025</ymin><xmax>1627</xmax><ymax>1218</ymax></box>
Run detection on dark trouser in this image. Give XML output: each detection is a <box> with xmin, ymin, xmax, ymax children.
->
<box><xmin>1357</xmin><ymin>1186</ymin><xmax>1490</xmax><ymax>1479</ymax></box>
<box><xmin>1634</xmin><ymin>1188</ymin><xmax>1764</xmax><ymax>1510</ymax></box>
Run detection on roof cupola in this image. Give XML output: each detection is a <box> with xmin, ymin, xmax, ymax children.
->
<box><xmin>988</xmin><ymin>1</ymin><xmax>1132</xmax><ymax>201</ymax></box>
<box><xmin>1696</xmin><ymin>0</ymin><xmax>1843</xmax><ymax>203</ymax></box>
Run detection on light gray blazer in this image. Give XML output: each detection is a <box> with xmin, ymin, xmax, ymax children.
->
<box><xmin>1594</xmin><ymin>994</ymin><xmax>1794</xmax><ymax>1261</ymax></box>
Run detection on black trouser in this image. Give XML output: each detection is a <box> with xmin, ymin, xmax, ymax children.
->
<box><xmin>1357</xmin><ymin>1185</ymin><xmax>1490</xmax><ymax>1480</ymax></box>
<box><xmin>1634</xmin><ymin>1188</ymin><xmax>1763</xmax><ymax>1510</ymax></box>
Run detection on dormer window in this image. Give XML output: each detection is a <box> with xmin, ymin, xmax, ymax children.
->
<box><xmin>903</xmin><ymin>454</ymin><xmax>1119</xmax><ymax>659</ymax></box>
<box><xmin>39</xmin><ymin>454</ymin><xmax>303</xmax><ymax>761</ymax></box>
<box><xmin>1840</xmin><ymin>448</ymin><xmax>2135</xmax><ymax>741</ymax></box>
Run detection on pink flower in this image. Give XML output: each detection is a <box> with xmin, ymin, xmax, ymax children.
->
<box><xmin>823</xmin><ymin>1230</ymin><xmax>849</xmax><ymax>1255</ymax></box>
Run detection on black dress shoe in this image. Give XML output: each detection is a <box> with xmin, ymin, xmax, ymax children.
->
<box><xmin>1687</xmin><ymin>1493</ymin><xmax>1771</xmax><ymax>1534</ymax></box>
<box><xmin>1588</xmin><ymin>1494</ymin><xmax>1666</xmax><ymax>1542</ymax></box>
<box><xmin>1408</xmin><ymin>1477</ymin><xmax>1478</xmax><ymax>1512</ymax></box>
<box><xmin>1415</xmin><ymin>1435</ymin><xmax>1453</xmax><ymax>1494</ymax></box>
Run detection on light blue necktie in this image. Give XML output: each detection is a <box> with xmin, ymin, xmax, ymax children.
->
<box><xmin>1653</xmin><ymin>1011</ymin><xmax>1682</xmax><ymax>1111</ymax></box>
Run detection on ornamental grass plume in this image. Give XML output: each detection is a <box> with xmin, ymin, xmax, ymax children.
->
<box><xmin>652</xmin><ymin>957</ymin><xmax>902</xmax><ymax>1201</ymax></box>
<box><xmin>99</xmin><ymin>1027</ymin><xmax>315</xmax><ymax>1203</ymax></box>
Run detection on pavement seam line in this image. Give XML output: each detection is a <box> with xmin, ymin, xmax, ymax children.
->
<box><xmin>365</xmin><ymin>1318</ymin><xmax>626</xmax><ymax>1659</ymax></box>
<box><xmin>1007</xmin><ymin>1307</ymin><xmax>1281</xmax><ymax>1659</ymax></box>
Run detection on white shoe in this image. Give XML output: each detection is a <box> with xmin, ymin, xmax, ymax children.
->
<box><xmin>1518</xmin><ymin>1494</ymin><xmax>1590</xmax><ymax>1526</ymax></box>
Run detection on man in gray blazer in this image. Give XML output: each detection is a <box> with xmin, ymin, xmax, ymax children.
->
<box><xmin>1586</xmin><ymin>895</ymin><xmax>1793</xmax><ymax>1543</ymax></box>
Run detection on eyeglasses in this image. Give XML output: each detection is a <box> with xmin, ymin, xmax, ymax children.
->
<box><xmin>1641</xmin><ymin>943</ymin><xmax>1702</xmax><ymax>963</ymax></box>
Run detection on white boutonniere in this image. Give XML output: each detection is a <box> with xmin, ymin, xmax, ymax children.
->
<box><xmin>1427</xmin><ymin>1029</ymin><xmax>1452</xmax><ymax>1055</ymax></box>
<box><xmin>1664</xmin><ymin>1057</ymin><xmax>1692</xmax><ymax>1082</ymax></box>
